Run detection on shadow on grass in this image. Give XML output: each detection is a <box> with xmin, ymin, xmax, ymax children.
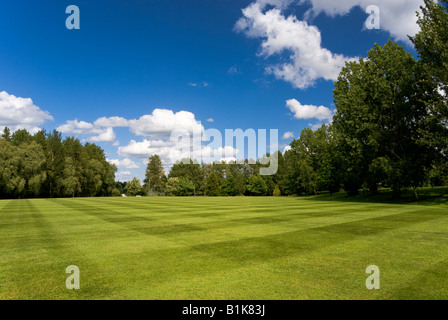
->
<box><xmin>295</xmin><ymin>187</ymin><xmax>448</xmax><ymax>207</ymax></box>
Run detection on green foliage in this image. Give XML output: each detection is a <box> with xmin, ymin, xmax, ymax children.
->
<box><xmin>273</xmin><ymin>185</ymin><xmax>281</xmax><ymax>197</ymax></box>
<box><xmin>177</xmin><ymin>177</ymin><xmax>195</xmax><ymax>196</ymax></box>
<box><xmin>169</xmin><ymin>159</ymin><xmax>203</xmax><ymax>194</ymax></box>
<box><xmin>144</xmin><ymin>154</ymin><xmax>166</xmax><ymax>194</ymax></box>
<box><xmin>285</xmin><ymin>124</ymin><xmax>340</xmax><ymax>196</ymax></box>
<box><xmin>1</xmin><ymin>127</ymin><xmax>11</xmax><ymax>141</ymax></box>
<box><xmin>205</xmin><ymin>172</ymin><xmax>221</xmax><ymax>196</ymax></box>
<box><xmin>125</xmin><ymin>177</ymin><xmax>144</xmax><ymax>196</ymax></box>
<box><xmin>333</xmin><ymin>40</ymin><xmax>444</xmax><ymax>197</ymax></box>
<box><xmin>246</xmin><ymin>175</ymin><xmax>267</xmax><ymax>196</ymax></box>
<box><xmin>165</xmin><ymin>177</ymin><xmax>180</xmax><ymax>196</ymax></box>
<box><xmin>0</xmin><ymin>127</ymin><xmax>117</xmax><ymax>199</ymax></box>
<box><xmin>411</xmin><ymin>0</ymin><xmax>448</xmax><ymax>90</ymax></box>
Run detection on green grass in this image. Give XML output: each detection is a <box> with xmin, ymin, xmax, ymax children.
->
<box><xmin>0</xmin><ymin>189</ymin><xmax>447</xmax><ymax>300</ymax></box>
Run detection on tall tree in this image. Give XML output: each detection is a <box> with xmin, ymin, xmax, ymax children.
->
<box><xmin>165</xmin><ymin>177</ymin><xmax>180</xmax><ymax>196</ymax></box>
<box><xmin>1</xmin><ymin>127</ymin><xmax>11</xmax><ymax>141</ymax></box>
<box><xmin>411</xmin><ymin>0</ymin><xmax>448</xmax><ymax>90</ymax></box>
<box><xmin>169</xmin><ymin>159</ymin><xmax>203</xmax><ymax>194</ymax></box>
<box><xmin>62</xmin><ymin>157</ymin><xmax>81</xmax><ymax>198</ymax></box>
<box><xmin>125</xmin><ymin>177</ymin><xmax>143</xmax><ymax>196</ymax></box>
<box><xmin>177</xmin><ymin>177</ymin><xmax>195</xmax><ymax>196</ymax></box>
<box><xmin>333</xmin><ymin>40</ymin><xmax>442</xmax><ymax>198</ymax></box>
<box><xmin>246</xmin><ymin>175</ymin><xmax>267</xmax><ymax>196</ymax></box>
<box><xmin>45</xmin><ymin>130</ymin><xmax>65</xmax><ymax>198</ymax></box>
<box><xmin>205</xmin><ymin>172</ymin><xmax>221</xmax><ymax>196</ymax></box>
<box><xmin>411</xmin><ymin>0</ymin><xmax>448</xmax><ymax>171</ymax></box>
<box><xmin>144</xmin><ymin>154</ymin><xmax>166</xmax><ymax>194</ymax></box>
<box><xmin>22</xmin><ymin>142</ymin><xmax>47</xmax><ymax>197</ymax></box>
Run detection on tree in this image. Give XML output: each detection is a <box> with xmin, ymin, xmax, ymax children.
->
<box><xmin>233</xmin><ymin>172</ymin><xmax>246</xmax><ymax>196</ymax></box>
<box><xmin>1</xmin><ymin>127</ymin><xmax>11</xmax><ymax>141</ymax></box>
<box><xmin>410</xmin><ymin>0</ymin><xmax>448</xmax><ymax>172</ymax></box>
<box><xmin>246</xmin><ymin>175</ymin><xmax>267</xmax><ymax>196</ymax></box>
<box><xmin>221</xmin><ymin>174</ymin><xmax>236</xmax><ymax>196</ymax></box>
<box><xmin>144</xmin><ymin>154</ymin><xmax>166</xmax><ymax>194</ymax></box>
<box><xmin>11</xmin><ymin>129</ymin><xmax>31</xmax><ymax>146</ymax></box>
<box><xmin>45</xmin><ymin>130</ymin><xmax>65</xmax><ymax>198</ymax></box>
<box><xmin>22</xmin><ymin>142</ymin><xmax>47</xmax><ymax>197</ymax></box>
<box><xmin>0</xmin><ymin>140</ymin><xmax>24</xmax><ymax>197</ymax></box>
<box><xmin>169</xmin><ymin>159</ymin><xmax>203</xmax><ymax>195</ymax></box>
<box><xmin>125</xmin><ymin>177</ymin><xmax>143</xmax><ymax>196</ymax></box>
<box><xmin>62</xmin><ymin>157</ymin><xmax>81</xmax><ymax>197</ymax></box>
<box><xmin>333</xmin><ymin>40</ymin><xmax>442</xmax><ymax>198</ymax></box>
<box><xmin>285</xmin><ymin>125</ymin><xmax>339</xmax><ymax>195</ymax></box>
<box><xmin>205</xmin><ymin>172</ymin><xmax>221</xmax><ymax>196</ymax></box>
<box><xmin>177</xmin><ymin>177</ymin><xmax>195</xmax><ymax>196</ymax></box>
<box><xmin>165</xmin><ymin>177</ymin><xmax>180</xmax><ymax>196</ymax></box>
<box><xmin>273</xmin><ymin>185</ymin><xmax>281</xmax><ymax>197</ymax></box>
<box><xmin>411</xmin><ymin>0</ymin><xmax>448</xmax><ymax>90</ymax></box>
<box><xmin>0</xmin><ymin>128</ymin><xmax>117</xmax><ymax>199</ymax></box>
<box><xmin>297</xmin><ymin>159</ymin><xmax>317</xmax><ymax>195</ymax></box>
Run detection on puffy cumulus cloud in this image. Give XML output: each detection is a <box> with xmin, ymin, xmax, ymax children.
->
<box><xmin>283</xmin><ymin>145</ymin><xmax>292</xmax><ymax>154</ymax></box>
<box><xmin>127</xmin><ymin>109</ymin><xmax>205</xmax><ymax>139</ymax></box>
<box><xmin>118</xmin><ymin>139</ymin><xmax>161</xmax><ymax>158</ymax></box>
<box><xmin>57</xmin><ymin>119</ymin><xmax>98</xmax><ymax>134</ymax></box>
<box><xmin>301</xmin><ymin>0</ymin><xmax>424</xmax><ymax>43</ymax></box>
<box><xmin>236</xmin><ymin>0</ymin><xmax>423</xmax><ymax>88</ymax></box>
<box><xmin>89</xmin><ymin>127</ymin><xmax>116</xmax><ymax>143</ymax></box>
<box><xmin>235</xmin><ymin>1</ymin><xmax>356</xmax><ymax>89</ymax></box>
<box><xmin>57</xmin><ymin>119</ymin><xmax>116</xmax><ymax>143</ymax></box>
<box><xmin>282</xmin><ymin>131</ymin><xmax>294</xmax><ymax>140</ymax></box>
<box><xmin>286</xmin><ymin>99</ymin><xmax>333</xmax><ymax>121</ymax></box>
<box><xmin>58</xmin><ymin>109</ymin><xmax>204</xmax><ymax>144</ymax></box>
<box><xmin>118</xmin><ymin>137</ymin><xmax>239</xmax><ymax>167</ymax></box>
<box><xmin>107</xmin><ymin>158</ymin><xmax>140</xmax><ymax>169</ymax></box>
<box><xmin>94</xmin><ymin>109</ymin><xmax>204</xmax><ymax>139</ymax></box>
<box><xmin>0</xmin><ymin>91</ymin><xmax>53</xmax><ymax>133</ymax></box>
<box><xmin>94</xmin><ymin>116</ymin><xmax>129</xmax><ymax>127</ymax></box>
<box><xmin>116</xmin><ymin>171</ymin><xmax>133</xmax><ymax>181</ymax></box>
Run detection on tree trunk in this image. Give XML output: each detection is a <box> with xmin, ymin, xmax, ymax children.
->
<box><xmin>414</xmin><ymin>188</ymin><xmax>419</xmax><ymax>200</ymax></box>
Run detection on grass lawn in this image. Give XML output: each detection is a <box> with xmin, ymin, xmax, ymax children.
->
<box><xmin>0</xmin><ymin>189</ymin><xmax>447</xmax><ymax>300</ymax></box>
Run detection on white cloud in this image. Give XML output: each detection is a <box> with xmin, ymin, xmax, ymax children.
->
<box><xmin>283</xmin><ymin>145</ymin><xmax>292</xmax><ymax>153</ymax></box>
<box><xmin>0</xmin><ymin>91</ymin><xmax>53</xmax><ymax>133</ymax></box>
<box><xmin>57</xmin><ymin>119</ymin><xmax>117</xmax><ymax>143</ymax></box>
<box><xmin>118</xmin><ymin>139</ymin><xmax>158</xmax><ymax>158</ymax></box>
<box><xmin>282</xmin><ymin>131</ymin><xmax>294</xmax><ymax>140</ymax></box>
<box><xmin>301</xmin><ymin>0</ymin><xmax>424</xmax><ymax>43</ymax></box>
<box><xmin>94</xmin><ymin>116</ymin><xmax>129</xmax><ymax>127</ymax></box>
<box><xmin>89</xmin><ymin>127</ymin><xmax>116</xmax><ymax>142</ymax></box>
<box><xmin>116</xmin><ymin>171</ymin><xmax>132</xmax><ymax>181</ymax></box>
<box><xmin>118</xmin><ymin>137</ymin><xmax>240</xmax><ymax>168</ymax></box>
<box><xmin>107</xmin><ymin>158</ymin><xmax>140</xmax><ymax>169</ymax></box>
<box><xmin>286</xmin><ymin>98</ymin><xmax>333</xmax><ymax>121</ymax></box>
<box><xmin>235</xmin><ymin>1</ymin><xmax>357</xmax><ymax>89</ymax></box>
<box><xmin>57</xmin><ymin>119</ymin><xmax>98</xmax><ymax>134</ymax></box>
<box><xmin>58</xmin><ymin>108</ymin><xmax>204</xmax><ymax>145</ymax></box>
<box><xmin>127</xmin><ymin>109</ymin><xmax>205</xmax><ymax>139</ymax></box>
<box><xmin>206</xmin><ymin>118</ymin><xmax>214</xmax><ymax>123</ymax></box>
<box><xmin>308</xmin><ymin>122</ymin><xmax>324</xmax><ymax>131</ymax></box>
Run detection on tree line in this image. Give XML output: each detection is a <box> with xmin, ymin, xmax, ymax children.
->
<box><xmin>0</xmin><ymin>128</ymin><xmax>120</xmax><ymax>199</ymax></box>
<box><xmin>1</xmin><ymin>1</ymin><xmax>446</xmax><ymax>200</ymax></box>
<box><xmin>128</xmin><ymin>1</ymin><xmax>448</xmax><ymax>199</ymax></box>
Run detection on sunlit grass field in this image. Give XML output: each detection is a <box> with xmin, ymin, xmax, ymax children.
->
<box><xmin>0</xmin><ymin>190</ymin><xmax>447</xmax><ymax>300</ymax></box>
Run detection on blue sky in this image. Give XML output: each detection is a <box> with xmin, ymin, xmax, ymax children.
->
<box><xmin>0</xmin><ymin>0</ymin><xmax>424</xmax><ymax>181</ymax></box>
